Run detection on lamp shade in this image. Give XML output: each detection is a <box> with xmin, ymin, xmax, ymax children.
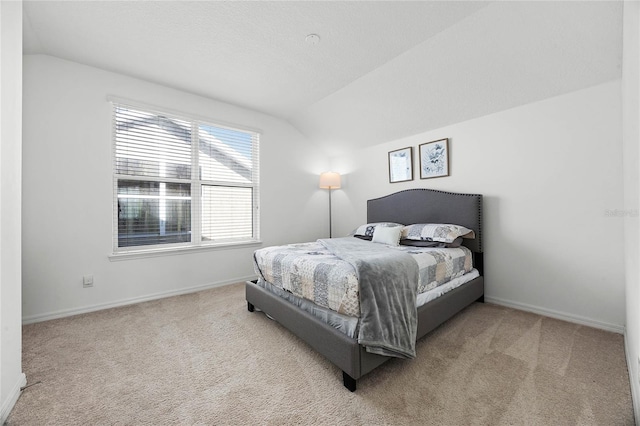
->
<box><xmin>319</xmin><ymin>172</ymin><xmax>341</xmax><ymax>189</ymax></box>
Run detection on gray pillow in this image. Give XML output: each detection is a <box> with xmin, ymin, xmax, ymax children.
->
<box><xmin>401</xmin><ymin>224</ymin><xmax>474</xmax><ymax>243</ymax></box>
<box><xmin>399</xmin><ymin>237</ymin><xmax>464</xmax><ymax>248</ymax></box>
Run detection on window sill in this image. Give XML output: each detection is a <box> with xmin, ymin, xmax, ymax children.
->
<box><xmin>109</xmin><ymin>240</ymin><xmax>263</xmax><ymax>261</ymax></box>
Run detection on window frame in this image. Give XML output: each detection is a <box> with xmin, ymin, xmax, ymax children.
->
<box><xmin>110</xmin><ymin>98</ymin><xmax>261</xmax><ymax>256</ymax></box>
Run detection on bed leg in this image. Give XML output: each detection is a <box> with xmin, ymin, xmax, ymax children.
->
<box><xmin>247</xmin><ymin>302</ymin><xmax>255</xmax><ymax>312</ymax></box>
<box><xmin>343</xmin><ymin>372</ymin><xmax>357</xmax><ymax>392</ymax></box>
<box><xmin>476</xmin><ymin>295</ymin><xmax>485</xmax><ymax>303</ymax></box>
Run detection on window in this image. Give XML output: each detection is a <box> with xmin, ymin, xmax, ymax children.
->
<box><xmin>112</xmin><ymin>102</ymin><xmax>260</xmax><ymax>252</ymax></box>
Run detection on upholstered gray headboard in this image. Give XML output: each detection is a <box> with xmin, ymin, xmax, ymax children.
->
<box><xmin>367</xmin><ymin>188</ymin><xmax>483</xmax><ymax>254</ymax></box>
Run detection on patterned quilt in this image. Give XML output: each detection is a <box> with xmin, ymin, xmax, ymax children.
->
<box><xmin>253</xmin><ymin>239</ymin><xmax>473</xmax><ymax>317</ymax></box>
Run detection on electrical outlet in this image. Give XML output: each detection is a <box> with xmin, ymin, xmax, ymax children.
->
<box><xmin>83</xmin><ymin>275</ymin><xmax>94</xmax><ymax>288</ymax></box>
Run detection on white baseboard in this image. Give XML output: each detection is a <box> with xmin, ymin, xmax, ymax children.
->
<box><xmin>485</xmin><ymin>296</ymin><xmax>625</xmax><ymax>334</ymax></box>
<box><xmin>22</xmin><ymin>276</ymin><xmax>256</xmax><ymax>324</ymax></box>
<box><xmin>1</xmin><ymin>372</ymin><xmax>26</xmax><ymax>424</ymax></box>
<box><xmin>624</xmin><ymin>329</ymin><xmax>640</xmax><ymax>425</ymax></box>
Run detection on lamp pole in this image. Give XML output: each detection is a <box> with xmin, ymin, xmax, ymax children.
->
<box><xmin>319</xmin><ymin>171</ymin><xmax>341</xmax><ymax>239</ymax></box>
<box><xmin>328</xmin><ymin>186</ymin><xmax>333</xmax><ymax>238</ymax></box>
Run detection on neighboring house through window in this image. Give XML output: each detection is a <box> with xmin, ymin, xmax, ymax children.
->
<box><xmin>112</xmin><ymin>102</ymin><xmax>260</xmax><ymax>252</ymax></box>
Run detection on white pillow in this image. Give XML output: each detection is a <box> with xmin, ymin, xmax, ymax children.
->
<box><xmin>372</xmin><ymin>226</ymin><xmax>402</xmax><ymax>246</ymax></box>
<box><xmin>351</xmin><ymin>222</ymin><xmax>403</xmax><ymax>237</ymax></box>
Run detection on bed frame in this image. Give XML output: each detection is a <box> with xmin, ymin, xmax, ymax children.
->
<box><xmin>246</xmin><ymin>188</ymin><xmax>484</xmax><ymax>391</ymax></box>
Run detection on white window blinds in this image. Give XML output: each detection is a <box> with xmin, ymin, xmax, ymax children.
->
<box><xmin>113</xmin><ymin>102</ymin><xmax>260</xmax><ymax>252</ymax></box>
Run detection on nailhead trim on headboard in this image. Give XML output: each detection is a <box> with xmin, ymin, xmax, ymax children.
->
<box><xmin>367</xmin><ymin>188</ymin><xmax>483</xmax><ymax>253</ymax></box>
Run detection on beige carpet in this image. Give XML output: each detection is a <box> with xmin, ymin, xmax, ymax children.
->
<box><xmin>8</xmin><ymin>283</ymin><xmax>634</xmax><ymax>425</ymax></box>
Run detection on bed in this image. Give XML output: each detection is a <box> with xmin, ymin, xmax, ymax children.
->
<box><xmin>245</xmin><ymin>188</ymin><xmax>484</xmax><ymax>391</ymax></box>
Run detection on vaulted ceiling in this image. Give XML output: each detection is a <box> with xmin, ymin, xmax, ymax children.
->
<box><xmin>23</xmin><ymin>1</ymin><xmax>623</xmax><ymax>156</ymax></box>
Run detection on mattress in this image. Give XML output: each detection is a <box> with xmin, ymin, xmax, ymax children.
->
<box><xmin>253</xmin><ymin>239</ymin><xmax>473</xmax><ymax>317</ymax></box>
<box><xmin>255</xmin><ymin>269</ymin><xmax>479</xmax><ymax>339</ymax></box>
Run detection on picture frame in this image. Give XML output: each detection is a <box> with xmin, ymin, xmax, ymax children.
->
<box><xmin>419</xmin><ymin>138</ymin><xmax>449</xmax><ymax>179</ymax></box>
<box><xmin>388</xmin><ymin>147</ymin><xmax>413</xmax><ymax>183</ymax></box>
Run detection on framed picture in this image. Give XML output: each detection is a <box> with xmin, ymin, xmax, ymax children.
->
<box><xmin>388</xmin><ymin>147</ymin><xmax>413</xmax><ymax>183</ymax></box>
<box><xmin>419</xmin><ymin>138</ymin><xmax>449</xmax><ymax>179</ymax></box>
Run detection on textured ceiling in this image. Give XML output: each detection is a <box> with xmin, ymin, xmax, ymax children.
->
<box><xmin>23</xmin><ymin>1</ymin><xmax>622</xmax><ymax>156</ymax></box>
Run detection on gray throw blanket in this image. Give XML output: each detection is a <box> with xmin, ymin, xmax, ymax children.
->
<box><xmin>319</xmin><ymin>237</ymin><xmax>419</xmax><ymax>359</ymax></box>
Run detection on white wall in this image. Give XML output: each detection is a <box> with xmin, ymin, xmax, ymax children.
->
<box><xmin>22</xmin><ymin>54</ymin><xmax>330</xmax><ymax>322</ymax></box>
<box><xmin>332</xmin><ymin>80</ymin><xmax>625</xmax><ymax>331</ymax></box>
<box><xmin>0</xmin><ymin>0</ymin><xmax>27</xmax><ymax>422</ymax></box>
<box><xmin>623</xmin><ymin>0</ymin><xmax>640</xmax><ymax>421</ymax></box>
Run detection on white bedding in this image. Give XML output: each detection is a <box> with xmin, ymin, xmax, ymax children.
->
<box><xmin>253</xmin><ymin>240</ymin><xmax>473</xmax><ymax>317</ymax></box>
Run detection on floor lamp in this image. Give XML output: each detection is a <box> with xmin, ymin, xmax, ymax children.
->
<box><xmin>319</xmin><ymin>172</ymin><xmax>341</xmax><ymax>238</ymax></box>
